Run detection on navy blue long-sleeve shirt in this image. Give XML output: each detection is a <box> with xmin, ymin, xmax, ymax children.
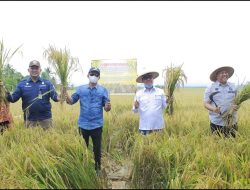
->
<box><xmin>7</xmin><ymin>77</ymin><xmax>58</xmax><ymax>121</ymax></box>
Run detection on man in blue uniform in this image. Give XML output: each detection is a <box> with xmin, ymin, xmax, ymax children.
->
<box><xmin>66</xmin><ymin>67</ymin><xmax>111</xmax><ymax>173</ymax></box>
<box><xmin>204</xmin><ymin>66</ymin><xmax>239</xmax><ymax>137</ymax></box>
<box><xmin>7</xmin><ymin>60</ymin><xmax>59</xmax><ymax>130</ymax></box>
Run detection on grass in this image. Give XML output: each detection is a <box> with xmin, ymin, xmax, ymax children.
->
<box><xmin>0</xmin><ymin>88</ymin><xmax>249</xmax><ymax>188</ymax></box>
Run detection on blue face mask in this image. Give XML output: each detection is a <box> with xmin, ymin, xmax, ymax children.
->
<box><xmin>144</xmin><ymin>84</ymin><xmax>153</xmax><ymax>89</ymax></box>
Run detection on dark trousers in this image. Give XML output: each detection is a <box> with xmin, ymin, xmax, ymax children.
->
<box><xmin>210</xmin><ymin>122</ymin><xmax>238</xmax><ymax>138</ymax></box>
<box><xmin>79</xmin><ymin>127</ymin><xmax>102</xmax><ymax>170</ymax></box>
<box><xmin>139</xmin><ymin>129</ymin><xmax>162</xmax><ymax>135</ymax></box>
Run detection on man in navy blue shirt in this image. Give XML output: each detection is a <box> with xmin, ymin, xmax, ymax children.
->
<box><xmin>7</xmin><ymin>60</ymin><xmax>59</xmax><ymax>130</ymax></box>
<box><xmin>66</xmin><ymin>67</ymin><xmax>111</xmax><ymax>173</ymax></box>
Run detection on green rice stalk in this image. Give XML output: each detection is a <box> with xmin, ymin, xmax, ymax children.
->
<box><xmin>222</xmin><ymin>82</ymin><xmax>250</xmax><ymax>128</ymax></box>
<box><xmin>0</xmin><ymin>39</ymin><xmax>22</xmax><ymax>104</ymax></box>
<box><xmin>43</xmin><ymin>45</ymin><xmax>80</xmax><ymax>104</ymax></box>
<box><xmin>163</xmin><ymin>63</ymin><xmax>187</xmax><ymax>115</ymax></box>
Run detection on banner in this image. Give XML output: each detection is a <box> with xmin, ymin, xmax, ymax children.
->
<box><xmin>91</xmin><ymin>59</ymin><xmax>137</xmax><ymax>85</ymax></box>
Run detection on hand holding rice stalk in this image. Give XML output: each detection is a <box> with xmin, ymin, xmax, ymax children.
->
<box><xmin>43</xmin><ymin>45</ymin><xmax>80</xmax><ymax>105</ymax></box>
<box><xmin>222</xmin><ymin>82</ymin><xmax>250</xmax><ymax>128</ymax></box>
<box><xmin>163</xmin><ymin>63</ymin><xmax>187</xmax><ymax>115</ymax></box>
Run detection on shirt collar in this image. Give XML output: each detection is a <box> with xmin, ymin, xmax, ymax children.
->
<box><xmin>27</xmin><ymin>76</ymin><xmax>42</xmax><ymax>83</ymax></box>
<box><xmin>143</xmin><ymin>86</ymin><xmax>156</xmax><ymax>92</ymax></box>
<box><xmin>88</xmin><ymin>83</ymin><xmax>98</xmax><ymax>89</ymax></box>
<box><xmin>215</xmin><ymin>81</ymin><xmax>229</xmax><ymax>87</ymax></box>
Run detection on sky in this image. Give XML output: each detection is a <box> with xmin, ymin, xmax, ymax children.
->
<box><xmin>1</xmin><ymin>1</ymin><xmax>250</xmax><ymax>87</ymax></box>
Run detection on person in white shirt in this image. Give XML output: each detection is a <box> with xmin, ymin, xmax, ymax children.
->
<box><xmin>132</xmin><ymin>71</ymin><xmax>167</xmax><ymax>135</ymax></box>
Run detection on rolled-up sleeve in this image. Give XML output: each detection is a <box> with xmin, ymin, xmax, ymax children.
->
<box><xmin>71</xmin><ymin>88</ymin><xmax>80</xmax><ymax>105</ymax></box>
<box><xmin>204</xmin><ymin>85</ymin><xmax>212</xmax><ymax>103</ymax></box>
<box><xmin>162</xmin><ymin>93</ymin><xmax>167</xmax><ymax>109</ymax></box>
<box><xmin>49</xmin><ymin>82</ymin><xmax>59</xmax><ymax>102</ymax></box>
<box><xmin>102</xmin><ymin>88</ymin><xmax>110</xmax><ymax>107</ymax></box>
<box><xmin>132</xmin><ymin>94</ymin><xmax>139</xmax><ymax>113</ymax></box>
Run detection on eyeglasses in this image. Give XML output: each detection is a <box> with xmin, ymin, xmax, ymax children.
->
<box><xmin>89</xmin><ymin>73</ymin><xmax>99</xmax><ymax>77</ymax></box>
<box><xmin>142</xmin><ymin>75</ymin><xmax>153</xmax><ymax>80</ymax></box>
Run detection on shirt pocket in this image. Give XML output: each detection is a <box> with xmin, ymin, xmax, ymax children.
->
<box><xmin>93</xmin><ymin>93</ymin><xmax>104</xmax><ymax>106</ymax></box>
<box><xmin>22</xmin><ymin>86</ymin><xmax>34</xmax><ymax>97</ymax></box>
<box><xmin>225</xmin><ymin>91</ymin><xmax>236</xmax><ymax>102</ymax></box>
<box><xmin>139</xmin><ymin>96</ymin><xmax>149</xmax><ymax>104</ymax></box>
<box><xmin>154</xmin><ymin>95</ymin><xmax>162</xmax><ymax>105</ymax></box>
<box><xmin>39</xmin><ymin>85</ymin><xmax>49</xmax><ymax>99</ymax></box>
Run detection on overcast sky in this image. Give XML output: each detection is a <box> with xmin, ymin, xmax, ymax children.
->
<box><xmin>1</xmin><ymin>1</ymin><xmax>250</xmax><ymax>87</ymax></box>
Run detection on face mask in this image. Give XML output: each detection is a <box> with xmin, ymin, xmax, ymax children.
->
<box><xmin>144</xmin><ymin>84</ymin><xmax>153</xmax><ymax>89</ymax></box>
<box><xmin>89</xmin><ymin>76</ymin><xmax>99</xmax><ymax>83</ymax></box>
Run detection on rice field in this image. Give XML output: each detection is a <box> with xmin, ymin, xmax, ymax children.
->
<box><xmin>0</xmin><ymin>88</ymin><xmax>249</xmax><ymax>189</ymax></box>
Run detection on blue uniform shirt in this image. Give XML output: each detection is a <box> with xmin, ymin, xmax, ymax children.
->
<box><xmin>70</xmin><ymin>84</ymin><xmax>110</xmax><ymax>130</ymax></box>
<box><xmin>204</xmin><ymin>81</ymin><xmax>237</xmax><ymax>126</ymax></box>
<box><xmin>7</xmin><ymin>77</ymin><xmax>58</xmax><ymax>121</ymax></box>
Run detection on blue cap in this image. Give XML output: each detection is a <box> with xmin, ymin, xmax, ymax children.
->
<box><xmin>89</xmin><ymin>67</ymin><xmax>100</xmax><ymax>74</ymax></box>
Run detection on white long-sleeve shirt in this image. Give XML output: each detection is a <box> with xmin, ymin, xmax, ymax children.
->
<box><xmin>132</xmin><ymin>87</ymin><xmax>167</xmax><ymax>130</ymax></box>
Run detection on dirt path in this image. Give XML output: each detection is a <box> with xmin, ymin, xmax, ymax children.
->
<box><xmin>102</xmin><ymin>155</ymin><xmax>133</xmax><ymax>189</ymax></box>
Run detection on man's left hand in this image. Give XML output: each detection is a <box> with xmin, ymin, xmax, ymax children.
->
<box><xmin>104</xmin><ymin>102</ymin><xmax>111</xmax><ymax>112</ymax></box>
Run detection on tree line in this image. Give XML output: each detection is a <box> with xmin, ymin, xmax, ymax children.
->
<box><xmin>3</xmin><ymin>64</ymin><xmax>56</xmax><ymax>91</ymax></box>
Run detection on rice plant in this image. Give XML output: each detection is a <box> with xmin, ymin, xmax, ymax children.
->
<box><xmin>163</xmin><ymin>63</ymin><xmax>187</xmax><ymax>115</ymax></box>
<box><xmin>0</xmin><ymin>39</ymin><xmax>22</xmax><ymax>104</ymax></box>
<box><xmin>1</xmin><ymin>89</ymin><xmax>250</xmax><ymax>189</ymax></box>
<box><xmin>222</xmin><ymin>82</ymin><xmax>250</xmax><ymax>128</ymax></box>
<box><xmin>0</xmin><ymin>120</ymin><xmax>105</xmax><ymax>189</ymax></box>
<box><xmin>43</xmin><ymin>45</ymin><xmax>80</xmax><ymax>104</ymax></box>
<box><xmin>0</xmin><ymin>39</ymin><xmax>22</xmax><ymax>129</ymax></box>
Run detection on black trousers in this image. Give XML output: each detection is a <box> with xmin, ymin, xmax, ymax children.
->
<box><xmin>79</xmin><ymin>127</ymin><xmax>102</xmax><ymax>170</ymax></box>
<box><xmin>210</xmin><ymin>122</ymin><xmax>238</xmax><ymax>138</ymax></box>
<box><xmin>139</xmin><ymin>129</ymin><xmax>162</xmax><ymax>135</ymax></box>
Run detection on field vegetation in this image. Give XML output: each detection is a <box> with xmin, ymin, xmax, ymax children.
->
<box><xmin>0</xmin><ymin>88</ymin><xmax>249</xmax><ymax>189</ymax></box>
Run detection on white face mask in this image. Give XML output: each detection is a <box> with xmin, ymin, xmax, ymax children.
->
<box><xmin>89</xmin><ymin>76</ymin><xmax>99</xmax><ymax>83</ymax></box>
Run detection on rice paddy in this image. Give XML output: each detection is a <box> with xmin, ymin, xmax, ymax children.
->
<box><xmin>0</xmin><ymin>88</ymin><xmax>249</xmax><ymax>189</ymax></box>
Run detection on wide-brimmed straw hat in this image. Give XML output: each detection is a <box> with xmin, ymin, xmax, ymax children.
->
<box><xmin>136</xmin><ymin>71</ymin><xmax>159</xmax><ymax>83</ymax></box>
<box><xmin>210</xmin><ymin>66</ymin><xmax>234</xmax><ymax>82</ymax></box>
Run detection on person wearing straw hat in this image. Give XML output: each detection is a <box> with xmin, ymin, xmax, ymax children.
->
<box><xmin>65</xmin><ymin>67</ymin><xmax>111</xmax><ymax>174</ymax></box>
<box><xmin>6</xmin><ymin>60</ymin><xmax>60</xmax><ymax>130</ymax></box>
<box><xmin>204</xmin><ymin>66</ymin><xmax>239</xmax><ymax>138</ymax></box>
<box><xmin>132</xmin><ymin>71</ymin><xmax>167</xmax><ymax>135</ymax></box>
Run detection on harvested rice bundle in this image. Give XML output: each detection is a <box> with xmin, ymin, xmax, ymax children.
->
<box><xmin>163</xmin><ymin>63</ymin><xmax>187</xmax><ymax>115</ymax></box>
<box><xmin>222</xmin><ymin>82</ymin><xmax>250</xmax><ymax>127</ymax></box>
<box><xmin>43</xmin><ymin>45</ymin><xmax>80</xmax><ymax>104</ymax></box>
